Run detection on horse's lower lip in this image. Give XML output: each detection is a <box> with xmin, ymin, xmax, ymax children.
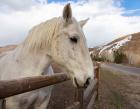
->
<box><xmin>74</xmin><ymin>78</ymin><xmax>80</xmax><ymax>88</ymax></box>
<box><xmin>74</xmin><ymin>78</ymin><xmax>88</xmax><ymax>88</ymax></box>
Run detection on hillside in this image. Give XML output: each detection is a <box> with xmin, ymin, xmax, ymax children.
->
<box><xmin>0</xmin><ymin>45</ymin><xmax>17</xmax><ymax>53</ymax></box>
<box><xmin>90</xmin><ymin>32</ymin><xmax>140</xmax><ymax>67</ymax></box>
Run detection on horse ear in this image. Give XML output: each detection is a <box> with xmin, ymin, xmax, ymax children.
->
<box><xmin>79</xmin><ymin>18</ymin><xmax>89</xmax><ymax>28</ymax></box>
<box><xmin>63</xmin><ymin>3</ymin><xmax>72</xmax><ymax>23</ymax></box>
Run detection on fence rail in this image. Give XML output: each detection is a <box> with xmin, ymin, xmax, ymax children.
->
<box><xmin>0</xmin><ymin>73</ymin><xmax>69</xmax><ymax>99</ymax></box>
<box><xmin>0</xmin><ymin>62</ymin><xmax>100</xmax><ymax>109</ymax></box>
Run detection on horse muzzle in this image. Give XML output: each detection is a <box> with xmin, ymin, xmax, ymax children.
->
<box><xmin>73</xmin><ymin>77</ymin><xmax>91</xmax><ymax>88</ymax></box>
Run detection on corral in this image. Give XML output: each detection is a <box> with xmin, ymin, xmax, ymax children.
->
<box><xmin>0</xmin><ymin>63</ymin><xmax>100</xmax><ymax>109</ymax></box>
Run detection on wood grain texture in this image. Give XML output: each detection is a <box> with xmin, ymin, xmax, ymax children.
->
<box><xmin>0</xmin><ymin>73</ymin><xmax>69</xmax><ymax>98</ymax></box>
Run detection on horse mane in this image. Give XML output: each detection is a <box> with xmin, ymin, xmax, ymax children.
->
<box><xmin>23</xmin><ymin>17</ymin><xmax>61</xmax><ymax>52</ymax></box>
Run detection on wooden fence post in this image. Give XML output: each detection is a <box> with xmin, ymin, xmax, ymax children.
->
<box><xmin>95</xmin><ymin>62</ymin><xmax>100</xmax><ymax>100</ymax></box>
<box><xmin>75</xmin><ymin>88</ymin><xmax>84</xmax><ymax>109</ymax></box>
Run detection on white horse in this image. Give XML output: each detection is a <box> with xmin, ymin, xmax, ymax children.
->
<box><xmin>0</xmin><ymin>4</ymin><xmax>93</xmax><ymax>109</ymax></box>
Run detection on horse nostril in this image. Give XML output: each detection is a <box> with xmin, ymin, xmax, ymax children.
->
<box><xmin>84</xmin><ymin>77</ymin><xmax>91</xmax><ymax>88</ymax></box>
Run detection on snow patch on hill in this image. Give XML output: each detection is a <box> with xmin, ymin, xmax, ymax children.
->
<box><xmin>99</xmin><ymin>35</ymin><xmax>132</xmax><ymax>55</ymax></box>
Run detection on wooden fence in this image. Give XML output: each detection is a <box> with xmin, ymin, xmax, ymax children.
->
<box><xmin>72</xmin><ymin>63</ymin><xmax>100</xmax><ymax>109</ymax></box>
<box><xmin>0</xmin><ymin>63</ymin><xmax>100</xmax><ymax>109</ymax></box>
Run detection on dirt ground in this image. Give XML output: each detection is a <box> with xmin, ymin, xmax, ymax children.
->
<box><xmin>99</xmin><ymin>68</ymin><xmax>140</xmax><ymax>109</ymax></box>
<box><xmin>47</xmin><ymin>64</ymin><xmax>76</xmax><ymax>109</ymax></box>
<box><xmin>47</xmin><ymin>80</ymin><xmax>75</xmax><ymax>109</ymax></box>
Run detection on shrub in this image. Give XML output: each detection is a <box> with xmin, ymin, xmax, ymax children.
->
<box><xmin>92</xmin><ymin>55</ymin><xmax>106</xmax><ymax>62</ymax></box>
<box><xmin>113</xmin><ymin>50</ymin><xmax>126</xmax><ymax>63</ymax></box>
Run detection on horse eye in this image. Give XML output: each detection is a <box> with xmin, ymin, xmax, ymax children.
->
<box><xmin>70</xmin><ymin>36</ymin><xmax>78</xmax><ymax>43</ymax></box>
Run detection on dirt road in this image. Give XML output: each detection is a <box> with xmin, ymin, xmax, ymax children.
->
<box><xmin>101</xmin><ymin>63</ymin><xmax>140</xmax><ymax>75</ymax></box>
<box><xmin>99</xmin><ymin>63</ymin><xmax>140</xmax><ymax>109</ymax></box>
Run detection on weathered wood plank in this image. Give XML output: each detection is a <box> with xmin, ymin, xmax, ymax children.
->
<box><xmin>86</xmin><ymin>91</ymin><xmax>97</xmax><ymax>109</ymax></box>
<box><xmin>84</xmin><ymin>79</ymin><xmax>97</xmax><ymax>100</ymax></box>
<box><xmin>75</xmin><ymin>88</ymin><xmax>84</xmax><ymax>109</ymax></box>
<box><xmin>84</xmin><ymin>79</ymin><xmax>97</xmax><ymax>108</ymax></box>
<box><xmin>0</xmin><ymin>73</ymin><xmax>69</xmax><ymax>98</ymax></box>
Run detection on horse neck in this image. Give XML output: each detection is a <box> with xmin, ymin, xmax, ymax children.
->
<box><xmin>15</xmin><ymin>44</ymin><xmax>52</xmax><ymax>75</ymax></box>
<box><xmin>17</xmin><ymin>18</ymin><xmax>61</xmax><ymax>75</ymax></box>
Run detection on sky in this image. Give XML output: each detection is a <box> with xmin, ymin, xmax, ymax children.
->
<box><xmin>0</xmin><ymin>0</ymin><xmax>140</xmax><ymax>47</ymax></box>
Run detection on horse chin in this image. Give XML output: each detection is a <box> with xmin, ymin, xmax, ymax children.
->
<box><xmin>72</xmin><ymin>77</ymin><xmax>83</xmax><ymax>88</ymax></box>
<box><xmin>63</xmin><ymin>69</ymin><xmax>84</xmax><ymax>88</ymax></box>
